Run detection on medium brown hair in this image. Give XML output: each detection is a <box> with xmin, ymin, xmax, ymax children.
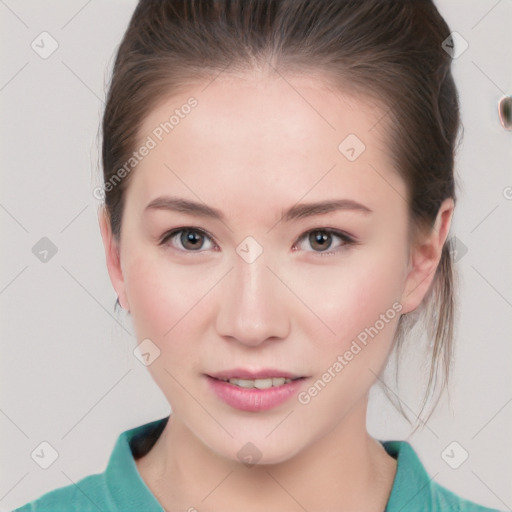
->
<box><xmin>102</xmin><ymin>0</ymin><xmax>460</xmax><ymax>430</ymax></box>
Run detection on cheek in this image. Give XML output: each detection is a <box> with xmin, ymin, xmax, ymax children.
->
<box><xmin>292</xmin><ymin>247</ymin><xmax>406</xmax><ymax>348</ymax></box>
<box><xmin>124</xmin><ymin>252</ymin><xmax>191</xmax><ymax>341</ymax></box>
<box><xmin>293</xmin><ymin>251</ymin><xmax>406</xmax><ymax>414</ymax></box>
<box><xmin>123</xmin><ymin>251</ymin><xmax>220</xmax><ymax>354</ymax></box>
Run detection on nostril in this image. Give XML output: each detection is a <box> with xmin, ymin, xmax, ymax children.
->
<box><xmin>498</xmin><ymin>95</ymin><xmax>512</xmax><ymax>130</ymax></box>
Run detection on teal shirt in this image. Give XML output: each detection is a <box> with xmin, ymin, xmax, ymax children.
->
<box><xmin>13</xmin><ymin>416</ymin><xmax>503</xmax><ymax>512</ymax></box>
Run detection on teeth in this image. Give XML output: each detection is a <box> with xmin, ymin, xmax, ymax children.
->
<box><xmin>233</xmin><ymin>378</ymin><xmax>258</xmax><ymax>389</ymax></box>
<box><xmin>254</xmin><ymin>378</ymin><xmax>273</xmax><ymax>389</ymax></box>
<box><xmin>224</xmin><ymin>377</ymin><xmax>293</xmax><ymax>389</ymax></box>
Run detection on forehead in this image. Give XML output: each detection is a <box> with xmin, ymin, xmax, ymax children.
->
<box><xmin>127</xmin><ymin>72</ymin><xmax>404</xmax><ymax>216</ymax></box>
<box><xmin>140</xmin><ymin>71</ymin><xmax>387</xmax><ymax>150</ymax></box>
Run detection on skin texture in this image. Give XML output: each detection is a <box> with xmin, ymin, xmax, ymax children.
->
<box><xmin>99</xmin><ymin>70</ymin><xmax>454</xmax><ymax>511</ymax></box>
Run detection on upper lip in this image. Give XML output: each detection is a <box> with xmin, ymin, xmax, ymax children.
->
<box><xmin>207</xmin><ymin>368</ymin><xmax>305</xmax><ymax>380</ymax></box>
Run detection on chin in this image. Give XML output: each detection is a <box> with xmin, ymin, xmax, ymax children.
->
<box><xmin>200</xmin><ymin>427</ymin><xmax>305</xmax><ymax>467</ymax></box>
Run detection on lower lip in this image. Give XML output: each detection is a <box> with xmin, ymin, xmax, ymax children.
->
<box><xmin>206</xmin><ymin>376</ymin><xmax>306</xmax><ymax>412</ymax></box>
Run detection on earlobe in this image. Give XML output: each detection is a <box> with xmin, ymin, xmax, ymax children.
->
<box><xmin>400</xmin><ymin>198</ymin><xmax>454</xmax><ymax>314</ymax></box>
<box><xmin>98</xmin><ymin>206</ymin><xmax>130</xmax><ymax>311</ymax></box>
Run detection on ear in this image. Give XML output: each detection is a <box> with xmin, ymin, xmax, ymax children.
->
<box><xmin>98</xmin><ymin>206</ymin><xmax>130</xmax><ymax>311</ymax></box>
<box><xmin>400</xmin><ymin>198</ymin><xmax>454</xmax><ymax>314</ymax></box>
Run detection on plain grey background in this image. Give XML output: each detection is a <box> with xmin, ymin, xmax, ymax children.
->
<box><xmin>1</xmin><ymin>1</ymin><xmax>511</xmax><ymax>510</ymax></box>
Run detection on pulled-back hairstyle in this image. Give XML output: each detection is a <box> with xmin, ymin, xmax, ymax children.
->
<box><xmin>101</xmin><ymin>0</ymin><xmax>461</xmax><ymax>430</ymax></box>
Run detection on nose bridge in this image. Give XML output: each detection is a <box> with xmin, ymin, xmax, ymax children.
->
<box><xmin>216</xmin><ymin>244</ymin><xmax>289</xmax><ymax>345</ymax></box>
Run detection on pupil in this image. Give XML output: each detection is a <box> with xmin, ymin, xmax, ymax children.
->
<box><xmin>183</xmin><ymin>230</ymin><xmax>202</xmax><ymax>249</ymax></box>
<box><xmin>311</xmin><ymin>231</ymin><xmax>331</xmax><ymax>250</ymax></box>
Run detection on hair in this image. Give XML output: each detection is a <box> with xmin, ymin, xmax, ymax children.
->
<box><xmin>102</xmin><ymin>0</ymin><xmax>461</xmax><ymax>430</ymax></box>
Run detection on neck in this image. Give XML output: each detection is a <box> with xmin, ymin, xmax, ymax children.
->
<box><xmin>136</xmin><ymin>399</ymin><xmax>397</xmax><ymax>511</ymax></box>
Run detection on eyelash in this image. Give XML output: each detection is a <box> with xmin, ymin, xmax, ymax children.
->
<box><xmin>159</xmin><ymin>227</ymin><xmax>357</xmax><ymax>257</ymax></box>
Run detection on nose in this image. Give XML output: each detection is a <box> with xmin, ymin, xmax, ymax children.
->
<box><xmin>215</xmin><ymin>250</ymin><xmax>290</xmax><ymax>347</ymax></box>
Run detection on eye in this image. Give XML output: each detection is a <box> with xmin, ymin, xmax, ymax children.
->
<box><xmin>293</xmin><ymin>228</ymin><xmax>355</xmax><ymax>257</ymax></box>
<box><xmin>159</xmin><ymin>226</ymin><xmax>355</xmax><ymax>256</ymax></box>
<box><xmin>160</xmin><ymin>227</ymin><xmax>216</xmax><ymax>253</ymax></box>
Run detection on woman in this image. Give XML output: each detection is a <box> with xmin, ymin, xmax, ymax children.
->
<box><xmin>14</xmin><ymin>1</ymin><xmax>505</xmax><ymax>511</ymax></box>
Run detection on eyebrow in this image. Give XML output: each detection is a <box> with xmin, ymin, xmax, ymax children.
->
<box><xmin>144</xmin><ymin>196</ymin><xmax>372</xmax><ymax>222</ymax></box>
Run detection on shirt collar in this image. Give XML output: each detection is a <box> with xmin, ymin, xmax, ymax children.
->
<box><xmin>381</xmin><ymin>440</ymin><xmax>434</xmax><ymax>511</ymax></box>
<box><xmin>106</xmin><ymin>416</ymin><xmax>431</xmax><ymax>511</ymax></box>
<box><xmin>104</xmin><ymin>417</ymin><xmax>167</xmax><ymax>511</ymax></box>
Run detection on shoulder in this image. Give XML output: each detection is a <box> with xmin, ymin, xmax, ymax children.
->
<box><xmin>12</xmin><ymin>417</ymin><xmax>169</xmax><ymax>512</ymax></box>
<box><xmin>428</xmin><ymin>479</ymin><xmax>503</xmax><ymax>512</ymax></box>
<box><xmin>12</xmin><ymin>473</ymin><xmax>109</xmax><ymax>512</ymax></box>
<box><xmin>382</xmin><ymin>440</ymin><xmax>504</xmax><ymax>512</ymax></box>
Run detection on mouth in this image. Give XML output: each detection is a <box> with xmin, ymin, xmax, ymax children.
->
<box><xmin>205</xmin><ymin>371</ymin><xmax>308</xmax><ymax>411</ymax></box>
<box><xmin>209</xmin><ymin>375</ymin><xmax>306</xmax><ymax>389</ymax></box>
<box><xmin>207</xmin><ymin>368</ymin><xmax>307</xmax><ymax>388</ymax></box>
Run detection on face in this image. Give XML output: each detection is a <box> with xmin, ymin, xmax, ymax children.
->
<box><xmin>101</xmin><ymin>71</ymin><xmax>447</xmax><ymax>465</ymax></box>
